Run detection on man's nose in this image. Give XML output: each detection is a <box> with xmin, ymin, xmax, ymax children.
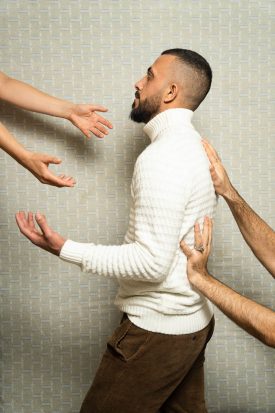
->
<box><xmin>134</xmin><ymin>76</ymin><xmax>146</xmax><ymax>91</ymax></box>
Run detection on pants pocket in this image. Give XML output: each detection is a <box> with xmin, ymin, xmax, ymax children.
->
<box><xmin>107</xmin><ymin>318</ymin><xmax>151</xmax><ymax>362</ymax></box>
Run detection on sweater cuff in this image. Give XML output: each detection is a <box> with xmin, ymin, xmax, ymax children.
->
<box><xmin>60</xmin><ymin>240</ymin><xmax>93</xmax><ymax>265</ymax></box>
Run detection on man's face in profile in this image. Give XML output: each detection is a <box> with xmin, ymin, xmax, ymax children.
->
<box><xmin>130</xmin><ymin>54</ymin><xmax>174</xmax><ymax>124</ymax></box>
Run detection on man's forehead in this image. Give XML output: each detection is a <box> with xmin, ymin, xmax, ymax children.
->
<box><xmin>150</xmin><ymin>54</ymin><xmax>177</xmax><ymax>73</ymax></box>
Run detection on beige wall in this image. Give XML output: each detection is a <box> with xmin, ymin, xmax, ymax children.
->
<box><xmin>1</xmin><ymin>1</ymin><xmax>274</xmax><ymax>412</ymax></box>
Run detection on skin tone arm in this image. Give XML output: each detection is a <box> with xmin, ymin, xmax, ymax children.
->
<box><xmin>0</xmin><ymin>71</ymin><xmax>113</xmax><ymax>187</ymax></box>
<box><xmin>0</xmin><ymin>71</ymin><xmax>113</xmax><ymax>138</ymax></box>
<box><xmin>203</xmin><ymin>139</ymin><xmax>275</xmax><ymax>278</ymax></box>
<box><xmin>180</xmin><ymin>218</ymin><xmax>275</xmax><ymax>348</ymax></box>
<box><xmin>15</xmin><ymin>211</ymin><xmax>275</xmax><ymax>347</ymax></box>
<box><xmin>0</xmin><ymin>122</ymin><xmax>75</xmax><ymax>187</ymax></box>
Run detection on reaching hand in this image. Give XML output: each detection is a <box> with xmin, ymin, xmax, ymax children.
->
<box><xmin>21</xmin><ymin>152</ymin><xmax>76</xmax><ymax>187</ymax></box>
<box><xmin>202</xmin><ymin>139</ymin><xmax>233</xmax><ymax>197</ymax></box>
<box><xmin>180</xmin><ymin>217</ymin><xmax>213</xmax><ymax>284</ymax></box>
<box><xmin>68</xmin><ymin>104</ymin><xmax>113</xmax><ymax>139</ymax></box>
<box><xmin>15</xmin><ymin>211</ymin><xmax>66</xmax><ymax>256</ymax></box>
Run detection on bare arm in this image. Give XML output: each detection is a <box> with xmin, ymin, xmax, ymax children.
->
<box><xmin>0</xmin><ymin>71</ymin><xmax>113</xmax><ymax>138</ymax></box>
<box><xmin>0</xmin><ymin>122</ymin><xmax>75</xmax><ymax>187</ymax></box>
<box><xmin>180</xmin><ymin>218</ymin><xmax>275</xmax><ymax>348</ymax></box>
<box><xmin>203</xmin><ymin>139</ymin><xmax>275</xmax><ymax>277</ymax></box>
<box><xmin>191</xmin><ymin>270</ymin><xmax>275</xmax><ymax>348</ymax></box>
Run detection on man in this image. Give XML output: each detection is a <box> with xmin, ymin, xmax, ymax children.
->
<box><xmin>180</xmin><ymin>141</ymin><xmax>275</xmax><ymax>348</ymax></box>
<box><xmin>16</xmin><ymin>49</ymin><xmax>216</xmax><ymax>413</ymax></box>
<box><xmin>0</xmin><ymin>71</ymin><xmax>112</xmax><ymax>187</ymax></box>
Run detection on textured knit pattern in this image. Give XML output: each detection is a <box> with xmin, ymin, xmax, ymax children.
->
<box><xmin>61</xmin><ymin>109</ymin><xmax>217</xmax><ymax>334</ymax></box>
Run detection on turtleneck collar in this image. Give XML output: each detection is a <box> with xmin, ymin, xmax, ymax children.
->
<box><xmin>143</xmin><ymin>108</ymin><xmax>194</xmax><ymax>143</ymax></box>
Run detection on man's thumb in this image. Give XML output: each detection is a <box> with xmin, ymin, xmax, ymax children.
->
<box><xmin>48</xmin><ymin>156</ymin><xmax>62</xmax><ymax>165</ymax></box>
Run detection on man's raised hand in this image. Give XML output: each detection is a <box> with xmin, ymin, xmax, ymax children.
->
<box><xmin>202</xmin><ymin>139</ymin><xmax>233</xmax><ymax>197</ymax></box>
<box><xmin>15</xmin><ymin>211</ymin><xmax>66</xmax><ymax>256</ymax></box>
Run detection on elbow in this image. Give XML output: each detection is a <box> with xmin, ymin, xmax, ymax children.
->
<box><xmin>139</xmin><ymin>253</ymin><xmax>170</xmax><ymax>283</ymax></box>
<box><xmin>137</xmin><ymin>244</ymin><xmax>174</xmax><ymax>283</ymax></box>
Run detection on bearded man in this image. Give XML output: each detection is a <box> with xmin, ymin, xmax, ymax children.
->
<box><xmin>16</xmin><ymin>49</ymin><xmax>217</xmax><ymax>413</ymax></box>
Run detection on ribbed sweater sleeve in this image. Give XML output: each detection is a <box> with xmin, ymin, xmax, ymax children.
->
<box><xmin>60</xmin><ymin>146</ymin><xmax>192</xmax><ymax>282</ymax></box>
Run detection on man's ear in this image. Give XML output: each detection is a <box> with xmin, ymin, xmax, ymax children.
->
<box><xmin>164</xmin><ymin>83</ymin><xmax>178</xmax><ymax>103</ymax></box>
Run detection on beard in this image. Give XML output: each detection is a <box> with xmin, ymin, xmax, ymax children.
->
<box><xmin>129</xmin><ymin>93</ymin><xmax>162</xmax><ymax>124</ymax></box>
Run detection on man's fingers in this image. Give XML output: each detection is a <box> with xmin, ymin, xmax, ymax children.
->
<box><xmin>89</xmin><ymin>105</ymin><xmax>108</xmax><ymax>113</ymax></box>
<box><xmin>27</xmin><ymin>212</ymin><xmax>36</xmax><ymax>231</ymax></box>
<box><xmin>180</xmin><ymin>240</ymin><xmax>193</xmax><ymax>258</ymax></box>
<box><xmin>47</xmin><ymin>157</ymin><xmax>62</xmax><ymax>165</ymax></box>
<box><xmin>16</xmin><ymin>211</ymin><xmax>40</xmax><ymax>242</ymax></box>
<box><xmin>202</xmin><ymin>217</ymin><xmax>210</xmax><ymax>247</ymax></box>
<box><xmin>202</xmin><ymin>139</ymin><xmax>220</xmax><ymax>162</ymax></box>
<box><xmin>208</xmin><ymin>218</ymin><xmax>213</xmax><ymax>248</ymax></box>
<box><xmin>209</xmin><ymin>165</ymin><xmax>220</xmax><ymax>183</ymax></box>
<box><xmin>90</xmin><ymin>127</ymin><xmax>106</xmax><ymax>139</ymax></box>
<box><xmin>35</xmin><ymin>212</ymin><xmax>52</xmax><ymax>238</ymax></box>
<box><xmin>95</xmin><ymin>114</ymin><xmax>113</xmax><ymax>129</ymax></box>
<box><xmin>194</xmin><ymin>222</ymin><xmax>203</xmax><ymax>248</ymax></box>
<box><xmin>202</xmin><ymin>217</ymin><xmax>213</xmax><ymax>254</ymax></box>
<box><xmin>15</xmin><ymin>211</ymin><xmax>27</xmax><ymax>233</ymax></box>
<box><xmin>93</xmin><ymin>122</ymin><xmax>109</xmax><ymax>136</ymax></box>
<box><xmin>202</xmin><ymin>141</ymin><xmax>217</xmax><ymax>164</ymax></box>
<box><xmin>42</xmin><ymin>170</ymin><xmax>75</xmax><ymax>188</ymax></box>
<box><xmin>81</xmin><ymin>128</ymin><xmax>92</xmax><ymax>139</ymax></box>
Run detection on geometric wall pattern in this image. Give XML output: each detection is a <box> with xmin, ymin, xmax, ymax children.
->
<box><xmin>1</xmin><ymin>1</ymin><xmax>274</xmax><ymax>412</ymax></box>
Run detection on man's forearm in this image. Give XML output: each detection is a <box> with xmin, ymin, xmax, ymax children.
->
<box><xmin>0</xmin><ymin>73</ymin><xmax>74</xmax><ymax>119</ymax></box>
<box><xmin>223</xmin><ymin>186</ymin><xmax>275</xmax><ymax>277</ymax></box>
<box><xmin>193</xmin><ymin>273</ymin><xmax>275</xmax><ymax>347</ymax></box>
<box><xmin>0</xmin><ymin>122</ymin><xmax>30</xmax><ymax>163</ymax></box>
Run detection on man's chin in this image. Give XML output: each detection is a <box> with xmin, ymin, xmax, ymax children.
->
<box><xmin>129</xmin><ymin>109</ymin><xmax>144</xmax><ymax>123</ymax></box>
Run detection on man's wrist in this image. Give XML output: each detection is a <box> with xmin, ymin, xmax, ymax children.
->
<box><xmin>56</xmin><ymin>238</ymin><xmax>66</xmax><ymax>256</ymax></box>
<box><xmin>222</xmin><ymin>184</ymin><xmax>237</xmax><ymax>202</ymax></box>
<box><xmin>64</xmin><ymin>102</ymin><xmax>77</xmax><ymax>121</ymax></box>
<box><xmin>17</xmin><ymin>149</ymin><xmax>33</xmax><ymax>166</ymax></box>
<box><xmin>190</xmin><ymin>269</ymin><xmax>212</xmax><ymax>289</ymax></box>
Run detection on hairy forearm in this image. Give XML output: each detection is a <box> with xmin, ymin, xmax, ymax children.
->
<box><xmin>223</xmin><ymin>186</ymin><xmax>275</xmax><ymax>277</ymax></box>
<box><xmin>0</xmin><ymin>72</ymin><xmax>74</xmax><ymax>119</ymax></box>
<box><xmin>193</xmin><ymin>272</ymin><xmax>275</xmax><ymax>347</ymax></box>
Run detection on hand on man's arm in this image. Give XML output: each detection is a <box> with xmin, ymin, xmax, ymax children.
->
<box><xmin>203</xmin><ymin>139</ymin><xmax>275</xmax><ymax>278</ymax></box>
<box><xmin>180</xmin><ymin>218</ymin><xmax>275</xmax><ymax>348</ymax></box>
<box><xmin>15</xmin><ymin>211</ymin><xmax>66</xmax><ymax>256</ymax></box>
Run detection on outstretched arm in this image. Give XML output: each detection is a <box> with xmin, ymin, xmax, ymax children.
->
<box><xmin>203</xmin><ymin>139</ymin><xmax>275</xmax><ymax>278</ymax></box>
<box><xmin>180</xmin><ymin>218</ymin><xmax>275</xmax><ymax>348</ymax></box>
<box><xmin>0</xmin><ymin>71</ymin><xmax>113</xmax><ymax>139</ymax></box>
<box><xmin>16</xmin><ymin>153</ymin><xmax>192</xmax><ymax>282</ymax></box>
<box><xmin>0</xmin><ymin>122</ymin><xmax>75</xmax><ymax>187</ymax></box>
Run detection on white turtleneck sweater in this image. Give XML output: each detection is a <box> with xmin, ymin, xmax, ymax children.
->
<box><xmin>60</xmin><ymin>108</ymin><xmax>217</xmax><ymax>334</ymax></box>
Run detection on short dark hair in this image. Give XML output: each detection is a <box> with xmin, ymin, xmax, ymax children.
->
<box><xmin>161</xmin><ymin>48</ymin><xmax>212</xmax><ymax>110</ymax></box>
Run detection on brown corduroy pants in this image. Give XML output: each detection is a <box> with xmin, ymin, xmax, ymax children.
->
<box><xmin>80</xmin><ymin>315</ymin><xmax>215</xmax><ymax>413</ymax></box>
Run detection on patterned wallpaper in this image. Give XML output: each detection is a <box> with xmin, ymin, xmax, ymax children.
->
<box><xmin>1</xmin><ymin>1</ymin><xmax>274</xmax><ymax>412</ymax></box>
